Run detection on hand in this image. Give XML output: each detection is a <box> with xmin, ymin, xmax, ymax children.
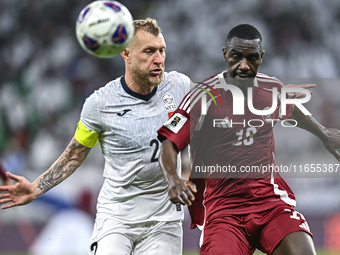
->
<box><xmin>5</xmin><ymin>179</ymin><xmax>13</xmax><ymax>186</ymax></box>
<box><xmin>0</xmin><ymin>172</ymin><xmax>37</xmax><ymax>209</ymax></box>
<box><xmin>285</xmin><ymin>84</ymin><xmax>316</xmax><ymax>98</ymax></box>
<box><xmin>167</xmin><ymin>176</ymin><xmax>197</xmax><ymax>206</ymax></box>
<box><xmin>322</xmin><ymin>128</ymin><xmax>340</xmax><ymax>161</ymax></box>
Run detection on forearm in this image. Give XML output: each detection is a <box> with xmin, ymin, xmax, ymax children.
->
<box><xmin>293</xmin><ymin>107</ymin><xmax>328</xmax><ymax>142</ymax></box>
<box><xmin>33</xmin><ymin>138</ymin><xmax>91</xmax><ymax>197</ymax></box>
<box><xmin>159</xmin><ymin>139</ymin><xmax>180</xmax><ymax>182</ymax></box>
<box><xmin>181</xmin><ymin>146</ymin><xmax>191</xmax><ymax>181</ymax></box>
<box><xmin>292</xmin><ymin>106</ymin><xmax>340</xmax><ymax>160</ymax></box>
<box><xmin>160</xmin><ymin>139</ymin><xmax>196</xmax><ymax>205</ymax></box>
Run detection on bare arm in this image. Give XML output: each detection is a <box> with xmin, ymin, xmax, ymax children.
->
<box><xmin>285</xmin><ymin>83</ymin><xmax>315</xmax><ymax>98</ymax></box>
<box><xmin>159</xmin><ymin>139</ymin><xmax>196</xmax><ymax>206</ymax></box>
<box><xmin>0</xmin><ymin>137</ymin><xmax>91</xmax><ymax>209</ymax></box>
<box><xmin>292</xmin><ymin>107</ymin><xmax>340</xmax><ymax>161</ymax></box>
<box><xmin>181</xmin><ymin>146</ymin><xmax>191</xmax><ymax>181</ymax></box>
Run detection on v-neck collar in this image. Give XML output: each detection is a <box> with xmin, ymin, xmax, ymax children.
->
<box><xmin>121</xmin><ymin>76</ymin><xmax>158</xmax><ymax>101</ymax></box>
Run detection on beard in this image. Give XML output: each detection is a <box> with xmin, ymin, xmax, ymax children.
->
<box><xmin>131</xmin><ymin>62</ymin><xmax>164</xmax><ymax>88</ymax></box>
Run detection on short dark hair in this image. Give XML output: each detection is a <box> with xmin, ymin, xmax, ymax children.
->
<box><xmin>226</xmin><ymin>24</ymin><xmax>262</xmax><ymax>44</ymax></box>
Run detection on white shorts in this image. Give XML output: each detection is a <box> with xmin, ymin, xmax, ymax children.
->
<box><xmin>89</xmin><ymin>218</ymin><xmax>182</xmax><ymax>255</ymax></box>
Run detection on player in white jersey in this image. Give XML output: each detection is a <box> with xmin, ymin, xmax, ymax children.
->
<box><xmin>0</xmin><ymin>18</ymin><xmax>191</xmax><ymax>255</ymax></box>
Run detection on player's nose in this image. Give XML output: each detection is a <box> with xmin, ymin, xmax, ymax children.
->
<box><xmin>153</xmin><ymin>51</ymin><xmax>164</xmax><ymax>65</ymax></box>
<box><xmin>239</xmin><ymin>58</ymin><xmax>250</xmax><ymax>70</ymax></box>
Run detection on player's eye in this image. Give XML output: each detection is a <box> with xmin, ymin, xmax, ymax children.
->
<box><xmin>250</xmin><ymin>56</ymin><xmax>258</xmax><ymax>62</ymax></box>
<box><xmin>232</xmin><ymin>54</ymin><xmax>240</xmax><ymax>61</ymax></box>
<box><xmin>248</xmin><ymin>54</ymin><xmax>259</xmax><ymax>62</ymax></box>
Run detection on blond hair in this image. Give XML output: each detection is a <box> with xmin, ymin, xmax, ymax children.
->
<box><xmin>133</xmin><ymin>18</ymin><xmax>162</xmax><ymax>37</ymax></box>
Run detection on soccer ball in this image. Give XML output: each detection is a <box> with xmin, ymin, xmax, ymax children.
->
<box><xmin>76</xmin><ymin>1</ymin><xmax>134</xmax><ymax>58</ymax></box>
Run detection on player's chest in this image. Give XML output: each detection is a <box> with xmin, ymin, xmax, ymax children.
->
<box><xmin>203</xmin><ymin>88</ymin><xmax>280</xmax><ymax>142</ymax></box>
<box><xmin>100</xmin><ymin>102</ymin><xmax>166</xmax><ymax>137</ymax></box>
<box><xmin>208</xmin><ymin>88</ymin><xmax>281</xmax><ymax>122</ymax></box>
<box><xmin>100</xmin><ymin>91</ymin><xmax>183</xmax><ymax>143</ymax></box>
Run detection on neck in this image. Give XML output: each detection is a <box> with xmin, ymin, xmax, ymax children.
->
<box><xmin>124</xmin><ymin>70</ymin><xmax>154</xmax><ymax>95</ymax></box>
<box><xmin>223</xmin><ymin>71</ymin><xmax>254</xmax><ymax>95</ymax></box>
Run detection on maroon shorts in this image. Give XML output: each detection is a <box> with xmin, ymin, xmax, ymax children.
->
<box><xmin>200</xmin><ymin>206</ymin><xmax>312</xmax><ymax>255</ymax></box>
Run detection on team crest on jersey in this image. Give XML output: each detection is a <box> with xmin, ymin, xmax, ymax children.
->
<box><xmin>162</xmin><ymin>93</ymin><xmax>177</xmax><ymax>112</ymax></box>
<box><xmin>164</xmin><ymin>113</ymin><xmax>187</xmax><ymax>133</ymax></box>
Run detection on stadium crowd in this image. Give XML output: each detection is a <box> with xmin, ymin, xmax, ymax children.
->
<box><xmin>0</xmin><ymin>0</ymin><xmax>340</xmax><ymax>253</ymax></box>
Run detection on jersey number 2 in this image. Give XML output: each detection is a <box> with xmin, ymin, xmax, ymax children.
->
<box><xmin>149</xmin><ymin>139</ymin><xmax>159</xmax><ymax>162</ymax></box>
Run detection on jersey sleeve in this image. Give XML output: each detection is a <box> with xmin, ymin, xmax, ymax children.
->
<box><xmin>178</xmin><ymin>72</ymin><xmax>191</xmax><ymax>94</ymax></box>
<box><xmin>157</xmin><ymin>85</ymin><xmax>203</xmax><ymax>152</ymax></box>
<box><xmin>279</xmin><ymin>84</ymin><xmax>294</xmax><ymax>119</ymax></box>
<box><xmin>256</xmin><ymin>73</ymin><xmax>295</xmax><ymax>120</ymax></box>
<box><xmin>158</xmin><ymin>110</ymin><xmax>190</xmax><ymax>151</ymax></box>
<box><xmin>74</xmin><ymin>92</ymin><xmax>102</xmax><ymax>148</ymax></box>
<box><xmin>168</xmin><ymin>71</ymin><xmax>192</xmax><ymax>95</ymax></box>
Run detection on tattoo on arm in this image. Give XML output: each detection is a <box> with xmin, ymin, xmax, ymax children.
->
<box><xmin>37</xmin><ymin>138</ymin><xmax>91</xmax><ymax>193</ymax></box>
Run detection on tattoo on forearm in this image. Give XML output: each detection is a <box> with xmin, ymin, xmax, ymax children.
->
<box><xmin>37</xmin><ymin>138</ymin><xmax>91</xmax><ymax>193</ymax></box>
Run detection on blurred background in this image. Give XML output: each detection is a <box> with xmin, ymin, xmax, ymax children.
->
<box><xmin>0</xmin><ymin>0</ymin><xmax>340</xmax><ymax>254</ymax></box>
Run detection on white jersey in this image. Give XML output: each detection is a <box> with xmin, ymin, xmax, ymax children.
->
<box><xmin>80</xmin><ymin>71</ymin><xmax>190</xmax><ymax>223</ymax></box>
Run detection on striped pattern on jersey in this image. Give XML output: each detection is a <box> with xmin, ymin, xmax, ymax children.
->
<box><xmin>179</xmin><ymin>74</ymin><xmax>220</xmax><ymax>114</ymax></box>
<box><xmin>179</xmin><ymin>72</ymin><xmax>285</xmax><ymax>115</ymax></box>
<box><xmin>159</xmin><ymin>71</ymin><xmax>297</xmax><ymax>228</ymax></box>
<box><xmin>256</xmin><ymin>72</ymin><xmax>285</xmax><ymax>86</ymax></box>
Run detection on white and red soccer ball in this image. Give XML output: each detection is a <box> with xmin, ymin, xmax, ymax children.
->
<box><xmin>76</xmin><ymin>1</ymin><xmax>134</xmax><ymax>58</ymax></box>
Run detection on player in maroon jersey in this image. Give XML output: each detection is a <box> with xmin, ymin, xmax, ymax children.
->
<box><xmin>157</xmin><ymin>24</ymin><xmax>340</xmax><ymax>255</ymax></box>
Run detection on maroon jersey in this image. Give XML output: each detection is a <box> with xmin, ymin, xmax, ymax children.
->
<box><xmin>158</xmin><ymin>71</ymin><xmax>296</xmax><ymax>228</ymax></box>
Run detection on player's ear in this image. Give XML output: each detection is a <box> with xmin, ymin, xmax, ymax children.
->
<box><xmin>222</xmin><ymin>47</ymin><xmax>227</xmax><ymax>62</ymax></box>
<box><xmin>121</xmin><ymin>48</ymin><xmax>131</xmax><ymax>63</ymax></box>
<box><xmin>260</xmin><ymin>50</ymin><xmax>265</xmax><ymax>64</ymax></box>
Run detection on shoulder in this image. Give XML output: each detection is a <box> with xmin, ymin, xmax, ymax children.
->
<box><xmin>256</xmin><ymin>72</ymin><xmax>284</xmax><ymax>89</ymax></box>
<box><xmin>201</xmin><ymin>73</ymin><xmax>220</xmax><ymax>84</ymax></box>
<box><xmin>165</xmin><ymin>71</ymin><xmax>190</xmax><ymax>81</ymax></box>
<box><xmin>189</xmin><ymin>72</ymin><xmax>221</xmax><ymax>95</ymax></box>
<box><xmin>177</xmin><ymin>72</ymin><xmax>222</xmax><ymax>114</ymax></box>
<box><xmin>164</xmin><ymin>71</ymin><xmax>190</xmax><ymax>86</ymax></box>
<box><xmin>95</xmin><ymin>76</ymin><xmax>122</xmax><ymax>96</ymax></box>
<box><xmin>199</xmin><ymin>73</ymin><xmax>221</xmax><ymax>90</ymax></box>
<box><xmin>86</xmin><ymin>76</ymin><xmax>122</xmax><ymax>105</ymax></box>
<box><xmin>160</xmin><ymin>71</ymin><xmax>191</xmax><ymax>94</ymax></box>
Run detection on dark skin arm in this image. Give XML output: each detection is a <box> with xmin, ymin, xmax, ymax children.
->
<box><xmin>291</xmin><ymin>107</ymin><xmax>340</xmax><ymax>161</ymax></box>
<box><xmin>160</xmin><ymin>107</ymin><xmax>340</xmax><ymax>207</ymax></box>
<box><xmin>0</xmin><ymin>138</ymin><xmax>91</xmax><ymax>209</ymax></box>
<box><xmin>159</xmin><ymin>139</ymin><xmax>196</xmax><ymax>206</ymax></box>
<box><xmin>181</xmin><ymin>146</ymin><xmax>191</xmax><ymax>181</ymax></box>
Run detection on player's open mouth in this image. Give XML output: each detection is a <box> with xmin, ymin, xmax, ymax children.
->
<box><xmin>236</xmin><ymin>74</ymin><xmax>251</xmax><ymax>79</ymax></box>
<box><xmin>150</xmin><ymin>69</ymin><xmax>162</xmax><ymax>76</ymax></box>
<box><xmin>234</xmin><ymin>75</ymin><xmax>253</xmax><ymax>83</ymax></box>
